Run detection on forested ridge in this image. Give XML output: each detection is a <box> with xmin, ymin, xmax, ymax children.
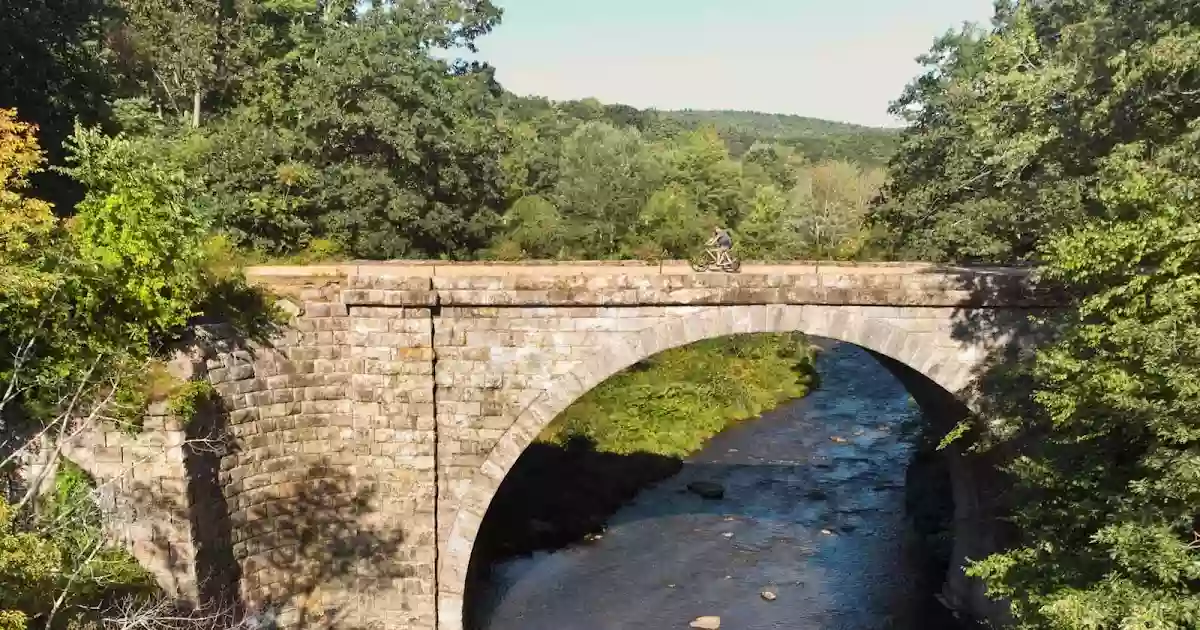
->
<box><xmin>658</xmin><ymin>109</ymin><xmax>900</xmax><ymax>166</ymax></box>
<box><xmin>3</xmin><ymin>0</ymin><xmax>1200</xmax><ymax>628</ymax></box>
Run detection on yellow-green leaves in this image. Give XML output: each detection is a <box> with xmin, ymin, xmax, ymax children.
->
<box><xmin>64</xmin><ymin>125</ymin><xmax>210</xmax><ymax>339</ymax></box>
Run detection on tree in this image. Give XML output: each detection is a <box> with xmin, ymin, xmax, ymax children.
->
<box><xmin>116</xmin><ymin>0</ymin><xmax>232</xmax><ymax>127</ymax></box>
<box><xmin>489</xmin><ymin>195</ymin><xmax>566</xmax><ymax>259</ymax></box>
<box><xmin>63</xmin><ymin>124</ymin><xmax>212</xmax><ymax>337</ymax></box>
<box><xmin>0</xmin><ymin>108</ymin><xmax>277</xmax><ymax>630</ymax></box>
<box><xmin>553</xmin><ymin>121</ymin><xmax>661</xmax><ymax>257</ymax></box>
<box><xmin>0</xmin><ymin>0</ymin><xmax>114</xmax><ymax>210</ymax></box>
<box><xmin>734</xmin><ymin>185</ymin><xmax>796</xmax><ymax>260</ymax></box>
<box><xmin>735</xmin><ymin>160</ymin><xmax>882</xmax><ymax>260</ymax></box>
<box><xmin>0</xmin><ymin>111</ymin><xmax>57</xmax><ymax>261</ymax></box>
<box><xmin>866</xmin><ymin>24</ymin><xmax>1015</xmax><ymax>262</ymax></box>
<box><xmin>660</xmin><ymin>126</ymin><xmax>745</xmax><ymax>227</ymax></box>
<box><xmin>742</xmin><ymin>142</ymin><xmax>799</xmax><ymax>191</ymax></box>
<box><xmin>623</xmin><ymin>184</ymin><xmax>712</xmax><ymax>259</ymax></box>
<box><xmin>790</xmin><ymin>161</ymin><xmax>883</xmax><ymax>260</ymax></box>
<box><xmin>193</xmin><ymin>6</ymin><xmax>510</xmax><ymax>259</ymax></box>
<box><xmin>872</xmin><ymin>1</ymin><xmax>1200</xmax><ymax>626</ymax></box>
<box><xmin>499</xmin><ymin>119</ymin><xmax>563</xmax><ymax>203</ymax></box>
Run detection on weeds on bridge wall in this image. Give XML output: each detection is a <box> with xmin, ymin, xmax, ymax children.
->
<box><xmin>168</xmin><ymin>381</ymin><xmax>219</xmax><ymax>426</ymax></box>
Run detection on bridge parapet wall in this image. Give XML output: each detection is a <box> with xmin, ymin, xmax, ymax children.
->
<box><xmin>249</xmin><ymin>261</ymin><xmax>1054</xmax><ymax>309</ymax></box>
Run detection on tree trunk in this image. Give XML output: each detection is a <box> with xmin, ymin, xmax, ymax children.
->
<box><xmin>192</xmin><ymin>89</ymin><xmax>202</xmax><ymax>128</ymax></box>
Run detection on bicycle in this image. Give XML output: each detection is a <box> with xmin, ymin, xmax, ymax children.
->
<box><xmin>689</xmin><ymin>247</ymin><xmax>741</xmax><ymax>273</ymax></box>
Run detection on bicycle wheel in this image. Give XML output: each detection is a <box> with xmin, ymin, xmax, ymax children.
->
<box><xmin>727</xmin><ymin>257</ymin><xmax>741</xmax><ymax>273</ymax></box>
<box><xmin>689</xmin><ymin>259</ymin><xmax>710</xmax><ymax>272</ymax></box>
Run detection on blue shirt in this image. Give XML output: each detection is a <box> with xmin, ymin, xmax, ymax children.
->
<box><xmin>715</xmin><ymin>229</ymin><xmax>732</xmax><ymax>248</ymax></box>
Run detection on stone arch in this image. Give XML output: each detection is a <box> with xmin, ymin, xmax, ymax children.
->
<box><xmin>438</xmin><ymin>303</ymin><xmax>990</xmax><ymax>629</ymax></box>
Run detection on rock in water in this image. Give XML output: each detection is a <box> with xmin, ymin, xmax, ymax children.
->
<box><xmin>690</xmin><ymin>616</ymin><xmax>721</xmax><ymax>629</ymax></box>
<box><xmin>761</xmin><ymin>590</ymin><xmax>777</xmax><ymax>601</ymax></box>
<box><xmin>687</xmin><ymin>481</ymin><xmax>725</xmax><ymax>499</ymax></box>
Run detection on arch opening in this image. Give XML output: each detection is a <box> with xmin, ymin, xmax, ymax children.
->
<box><xmin>438</xmin><ymin>304</ymin><xmax>1003</xmax><ymax>630</ymax></box>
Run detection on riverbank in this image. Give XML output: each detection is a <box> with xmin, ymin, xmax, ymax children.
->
<box><xmin>468</xmin><ymin>333</ymin><xmax>818</xmax><ymax>581</ymax></box>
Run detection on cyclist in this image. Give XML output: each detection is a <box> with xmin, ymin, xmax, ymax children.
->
<box><xmin>707</xmin><ymin>226</ymin><xmax>733</xmax><ymax>262</ymax></box>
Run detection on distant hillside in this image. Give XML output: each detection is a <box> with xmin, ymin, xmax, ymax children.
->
<box><xmin>659</xmin><ymin>109</ymin><xmax>900</xmax><ymax>167</ymax></box>
<box><xmin>498</xmin><ymin>95</ymin><xmax>902</xmax><ymax>168</ymax></box>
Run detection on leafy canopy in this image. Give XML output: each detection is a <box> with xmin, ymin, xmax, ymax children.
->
<box><xmin>872</xmin><ymin>1</ymin><xmax>1200</xmax><ymax>626</ymax></box>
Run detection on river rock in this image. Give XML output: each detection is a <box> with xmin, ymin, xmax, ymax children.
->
<box><xmin>687</xmin><ymin>481</ymin><xmax>725</xmax><ymax>499</ymax></box>
<box><xmin>689</xmin><ymin>616</ymin><xmax>721</xmax><ymax>629</ymax></box>
<box><xmin>761</xmin><ymin>590</ymin><xmax>777</xmax><ymax>601</ymax></box>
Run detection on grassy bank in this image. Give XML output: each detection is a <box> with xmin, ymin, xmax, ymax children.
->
<box><xmin>544</xmin><ymin>333</ymin><xmax>818</xmax><ymax>457</ymax></box>
<box><xmin>469</xmin><ymin>333</ymin><xmax>818</xmax><ymax>575</ymax></box>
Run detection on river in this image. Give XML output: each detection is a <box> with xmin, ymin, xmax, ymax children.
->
<box><xmin>470</xmin><ymin>342</ymin><xmax>963</xmax><ymax>630</ymax></box>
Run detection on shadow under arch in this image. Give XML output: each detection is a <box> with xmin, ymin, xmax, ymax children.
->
<box><xmin>438</xmin><ymin>303</ymin><xmax>1002</xmax><ymax>630</ymax></box>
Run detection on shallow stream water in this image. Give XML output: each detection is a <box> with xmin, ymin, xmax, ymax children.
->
<box><xmin>472</xmin><ymin>342</ymin><xmax>961</xmax><ymax>630</ymax></box>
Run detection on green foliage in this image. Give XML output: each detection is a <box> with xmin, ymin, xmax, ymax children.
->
<box><xmin>736</xmin><ymin>160</ymin><xmax>884</xmax><ymax>260</ymax></box>
<box><xmin>788</xmin><ymin>161</ymin><xmax>884</xmax><ymax>260</ymax></box>
<box><xmin>552</xmin><ymin>121</ymin><xmax>662</xmax><ymax>256</ymax></box>
<box><xmin>217</xmin><ymin>11</ymin><xmax>509</xmax><ymax>259</ymax></box>
<box><xmin>867</xmin><ymin>25</ymin><xmax>1009</xmax><ymax>262</ymax></box>
<box><xmin>0</xmin><ymin>108</ymin><xmax>276</xmax><ymax>630</ymax></box>
<box><xmin>90</xmin><ymin>0</ymin><xmax>511</xmax><ymax>260</ymax></box>
<box><xmin>0</xmin><ymin>116</ymin><xmax>139</xmax><ymax>428</ymax></box>
<box><xmin>0</xmin><ymin>117</ymin><xmax>273</xmax><ymax>435</ymax></box>
<box><xmin>659</xmin><ymin>110</ymin><xmax>900</xmax><ymax>166</ymax></box>
<box><xmin>625</xmin><ymin>184</ymin><xmax>712</xmax><ymax>259</ymax></box>
<box><xmin>544</xmin><ymin>334</ymin><xmax>816</xmax><ymax>458</ymax></box>
<box><xmin>0</xmin><ymin>463</ymin><xmax>152</xmax><ymax>630</ymax></box>
<box><xmin>742</xmin><ymin>142</ymin><xmax>801</xmax><ymax>190</ymax></box>
<box><xmin>63</xmin><ymin>125</ymin><xmax>211</xmax><ymax>340</ymax></box>
<box><xmin>484</xmin><ymin>102</ymin><xmax>888</xmax><ymax>261</ymax></box>
<box><xmin>0</xmin><ymin>0</ymin><xmax>112</xmax><ymax>209</ymax></box>
<box><xmin>166</xmin><ymin>379</ymin><xmax>217</xmax><ymax>423</ymax></box>
<box><xmin>874</xmin><ymin>1</ymin><xmax>1200</xmax><ymax>626</ymax></box>
<box><xmin>488</xmin><ymin>195</ymin><xmax>566</xmax><ymax>260</ymax></box>
<box><xmin>0</xmin><ymin>498</ymin><xmax>61</xmax><ymax>628</ymax></box>
<box><xmin>658</xmin><ymin>126</ymin><xmax>745</xmax><ymax>226</ymax></box>
<box><xmin>0</xmin><ymin>110</ymin><xmax>58</xmax><ymax>265</ymax></box>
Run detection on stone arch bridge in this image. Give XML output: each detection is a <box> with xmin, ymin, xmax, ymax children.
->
<box><xmin>62</xmin><ymin>261</ymin><xmax>1056</xmax><ymax>630</ymax></box>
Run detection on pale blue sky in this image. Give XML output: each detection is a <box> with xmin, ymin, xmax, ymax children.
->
<box><xmin>469</xmin><ymin>0</ymin><xmax>996</xmax><ymax>127</ymax></box>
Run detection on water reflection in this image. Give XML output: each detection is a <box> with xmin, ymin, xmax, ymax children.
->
<box><xmin>472</xmin><ymin>342</ymin><xmax>961</xmax><ymax>630</ymax></box>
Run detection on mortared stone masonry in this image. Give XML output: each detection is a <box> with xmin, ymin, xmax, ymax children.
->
<box><xmin>60</xmin><ymin>261</ymin><xmax>1057</xmax><ymax>630</ymax></box>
